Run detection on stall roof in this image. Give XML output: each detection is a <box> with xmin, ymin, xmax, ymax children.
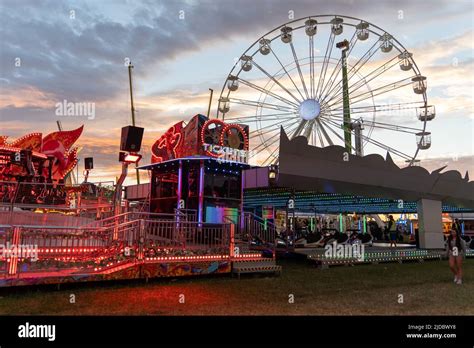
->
<box><xmin>137</xmin><ymin>156</ymin><xmax>253</xmax><ymax>170</ymax></box>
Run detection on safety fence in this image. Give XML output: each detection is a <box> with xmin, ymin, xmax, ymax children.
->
<box><xmin>0</xmin><ymin>216</ymin><xmax>233</xmax><ymax>279</ymax></box>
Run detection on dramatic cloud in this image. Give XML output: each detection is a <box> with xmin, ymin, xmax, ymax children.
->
<box><xmin>0</xmin><ymin>0</ymin><xmax>472</xmax><ymax>184</ymax></box>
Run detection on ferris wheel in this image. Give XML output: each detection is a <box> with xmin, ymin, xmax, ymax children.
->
<box><xmin>217</xmin><ymin>15</ymin><xmax>435</xmax><ymax>166</ymax></box>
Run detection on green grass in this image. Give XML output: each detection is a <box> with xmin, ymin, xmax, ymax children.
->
<box><xmin>0</xmin><ymin>259</ymin><xmax>473</xmax><ymax>315</ymax></box>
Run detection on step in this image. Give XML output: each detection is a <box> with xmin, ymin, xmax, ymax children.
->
<box><xmin>232</xmin><ymin>260</ymin><xmax>282</xmax><ymax>278</ymax></box>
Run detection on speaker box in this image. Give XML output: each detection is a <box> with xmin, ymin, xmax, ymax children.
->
<box><xmin>121</xmin><ymin>126</ymin><xmax>144</xmax><ymax>152</ymax></box>
<box><xmin>84</xmin><ymin>157</ymin><xmax>94</xmax><ymax>170</ymax></box>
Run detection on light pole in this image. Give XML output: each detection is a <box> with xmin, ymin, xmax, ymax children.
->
<box><xmin>128</xmin><ymin>62</ymin><xmax>140</xmax><ymax>185</ymax></box>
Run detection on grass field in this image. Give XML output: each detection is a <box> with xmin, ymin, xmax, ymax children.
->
<box><xmin>0</xmin><ymin>258</ymin><xmax>473</xmax><ymax>315</ymax></box>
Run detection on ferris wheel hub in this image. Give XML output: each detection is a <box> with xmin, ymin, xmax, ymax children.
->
<box><xmin>299</xmin><ymin>99</ymin><xmax>321</xmax><ymax>120</ymax></box>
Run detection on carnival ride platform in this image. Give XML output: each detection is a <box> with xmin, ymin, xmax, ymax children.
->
<box><xmin>0</xmin><ymin>211</ymin><xmax>275</xmax><ymax>287</ymax></box>
<box><xmin>293</xmin><ymin>246</ymin><xmax>474</xmax><ymax>268</ymax></box>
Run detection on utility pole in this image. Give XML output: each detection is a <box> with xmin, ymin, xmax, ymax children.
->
<box><xmin>207</xmin><ymin>88</ymin><xmax>214</xmax><ymax>118</ymax></box>
<box><xmin>128</xmin><ymin>61</ymin><xmax>140</xmax><ymax>184</ymax></box>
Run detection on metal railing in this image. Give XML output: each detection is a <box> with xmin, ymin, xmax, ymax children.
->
<box><xmin>0</xmin><ymin>181</ymin><xmax>115</xmax><ymax>226</ymax></box>
<box><xmin>223</xmin><ymin>212</ymin><xmax>277</xmax><ymax>258</ymax></box>
<box><xmin>0</xmin><ymin>216</ymin><xmax>232</xmax><ymax>279</ymax></box>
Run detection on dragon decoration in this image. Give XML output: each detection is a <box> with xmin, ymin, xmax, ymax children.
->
<box><xmin>0</xmin><ymin>126</ymin><xmax>83</xmax><ymax>181</ymax></box>
<box><xmin>151</xmin><ymin>122</ymin><xmax>184</xmax><ymax>163</ymax></box>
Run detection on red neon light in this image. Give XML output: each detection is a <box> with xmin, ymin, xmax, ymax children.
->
<box><xmin>219</xmin><ymin>124</ymin><xmax>249</xmax><ymax>150</ymax></box>
<box><xmin>200</xmin><ymin>119</ymin><xmax>226</xmax><ymax>157</ymax></box>
<box><xmin>151</xmin><ymin>122</ymin><xmax>184</xmax><ymax>163</ymax></box>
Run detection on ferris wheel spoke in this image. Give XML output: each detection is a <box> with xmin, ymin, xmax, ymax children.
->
<box><xmin>315</xmin><ymin>32</ymin><xmax>336</xmax><ymax>98</ymax></box>
<box><xmin>321</xmin><ymin>39</ymin><xmax>381</xmax><ymax>105</ymax></box>
<box><xmin>319</xmin><ymin>118</ymin><xmax>352</xmax><ymax>150</ymax></box>
<box><xmin>224</xmin><ymin>112</ymin><xmax>296</xmax><ymax>122</ymax></box>
<box><xmin>291</xmin><ymin>120</ymin><xmax>309</xmax><ymax>139</ymax></box>
<box><xmin>228</xmin><ymin>97</ymin><xmax>296</xmax><ymax>113</ymax></box>
<box><xmin>250</xmin><ymin>117</ymin><xmax>298</xmax><ymax>136</ymax></box>
<box><xmin>270</xmin><ymin>49</ymin><xmax>306</xmax><ymax>101</ymax></box>
<box><xmin>261</xmin><ymin>145</ymin><xmax>280</xmax><ymax>166</ymax></box>
<box><xmin>252</xmin><ymin>60</ymin><xmax>302</xmax><ymax>104</ymax></box>
<box><xmin>347</xmin><ymin>56</ymin><xmax>400</xmax><ymax>96</ymax></box>
<box><xmin>322</xmin><ymin>113</ymin><xmax>422</xmax><ymax>134</ymax></box>
<box><xmin>314</xmin><ymin>122</ymin><xmax>323</xmax><ymax>147</ymax></box>
<box><xmin>318</xmin><ymin>31</ymin><xmax>358</xmax><ymax>101</ymax></box>
<box><xmin>237</xmin><ymin>78</ymin><xmax>299</xmax><ymax>108</ymax></box>
<box><xmin>324</xmin><ymin>55</ymin><xmax>401</xmax><ymax>106</ymax></box>
<box><xmin>290</xmin><ymin>42</ymin><xmax>310</xmax><ymax>99</ymax></box>
<box><xmin>326</xmin><ymin>76</ymin><xmax>415</xmax><ymax>109</ymax></box>
<box><xmin>316</xmin><ymin>118</ymin><xmax>334</xmax><ymax>145</ymax></box>
<box><xmin>309</xmin><ymin>35</ymin><xmax>315</xmax><ymax>98</ymax></box>
<box><xmin>347</xmin><ymin>76</ymin><xmax>415</xmax><ymax>106</ymax></box>
<box><xmin>330</xmin><ymin>101</ymin><xmax>424</xmax><ymax>115</ymax></box>
<box><xmin>303</xmin><ymin>120</ymin><xmax>316</xmax><ymax>139</ymax></box>
<box><xmin>323</xmin><ymin>118</ymin><xmax>413</xmax><ymax>160</ymax></box>
<box><xmin>253</xmin><ymin>120</ymin><xmax>300</xmax><ymax>153</ymax></box>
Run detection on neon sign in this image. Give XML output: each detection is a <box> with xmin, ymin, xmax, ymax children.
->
<box><xmin>202</xmin><ymin>143</ymin><xmax>249</xmax><ymax>163</ymax></box>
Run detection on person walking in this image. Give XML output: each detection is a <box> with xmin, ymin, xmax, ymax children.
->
<box><xmin>446</xmin><ymin>228</ymin><xmax>466</xmax><ymax>285</ymax></box>
<box><xmin>387</xmin><ymin>215</ymin><xmax>397</xmax><ymax>248</ymax></box>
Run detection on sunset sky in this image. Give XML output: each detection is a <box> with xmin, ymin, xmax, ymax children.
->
<box><xmin>1</xmin><ymin>0</ymin><xmax>473</xmax><ymax>185</ymax></box>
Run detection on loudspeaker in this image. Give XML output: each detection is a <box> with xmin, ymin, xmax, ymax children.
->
<box><xmin>120</xmin><ymin>126</ymin><xmax>144</xmax><ymax>152</ymax></box>
<box><xmin>84</xmin><ymin>157</ymin><xmax>94</xmax><ymax>170</ymax></box>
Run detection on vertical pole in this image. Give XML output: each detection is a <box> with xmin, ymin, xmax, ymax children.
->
<box><xmin>207</xmin><ymin>88</ymin><xmax>214</xmax><ymax>118</ymax></box>
<box><xmin>177</xmin><ymin>160</ymin><xmax>183</xmax><ymax>209</ymax></box>
<box><xmin>230</xmin><ymin>223</ymin><xmax>235</xmax><ymax>260</ymax></box>
<box><xmin>8</xmin><ymin>226</ymin><xmax>21</xmax><ymax>276</ymax></box>
<box><xmin>240</xmin><ymin>169</ymin><xmax>245</xmax><ymax>232</ymax></box>
<box><xmin>198</xmin><ymin>160</ymin><xmax>205</xmax><ymax>224</ymax></box>
<box><xmin>137</xmin><ymin>219</ymin><xmax>145</xmax><ymax>261</ymax></box>
<box><xmin>128</xmin><ymin>63</ymin><xmax>136</xmax><ymax>128</ymax></box>
<box><xmin>128</xmin><ymin>62</ymin><xmax>140</xmax><ymax>185</ymax></box>
<box><xmin>341</xmin><ymin>46</ymin><xmax>352</xmax><ymax>153</ymax></box>
<box><xmin>354</xmin><ymin>122</ymin><xmax>363</xmax><ymax>156</ymax></box>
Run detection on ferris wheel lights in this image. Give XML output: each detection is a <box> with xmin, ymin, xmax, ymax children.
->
<box><xmin>305</xmin><ymin>19</ymin><xmax>318</xmax><ymax>36</ymax></box>
<box><xmin>379</xmin><ymin>33</ymin><xmax>393</xmax><ymax>52</ymax></box>
<box><xmin>227</xmin><ymin>75</ymin><xmax>239</xmax><ymax>91</ymax></box>
<box><xmin>412</xmin><ymin>75</ymin><xmax>427</xmax><ymax>94</ymax></box>
<box><xmin>416</xmin><ymin>131</ymin><xmax>431</xmax><ymax>150</ymax></box>
<box><xmin>356</xmin><ymin>21</ymin><xmax>369</xmax><ymax>41</ymax></box>
<box><xmin>280</xmin><ymin>26</ymin><xmax>293</xmax><ymax>43</ymax></box>
<box><xmin>218</xmin><ymin>97</ymin><xmax>230</xmax><ymax>113</ymax></box>
<box><xmin>331</xmin><ymin>17</ymin><xmax>344</xmax><ymax>35</ymax></box>
<box><xmin>240</xmin><ymin>55</ymin><xmax>253</xmax><ymax>71</ymax></box>
<box><xmin>259</xmin><ymin>38</ymin><xmax>271</xmax><ymax>55</ymax></box>
<box><xmin>417</xmin><ymin>105</ymin><xmax>436</xmax><ymax>121</ymax></box>
<box><xmin>398</xmin><ymin>51</ymin><xmax>413</xmax><ymax>71</ymax></box>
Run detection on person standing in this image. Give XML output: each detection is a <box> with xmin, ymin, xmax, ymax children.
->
<box><xmin>388</xmin><ymin>215</ymin><xmax>397</xmax><ymax>247</ymax></box>
<box><xmin>446</xmin><ymin>228</ymin><xmax>466</xmax><ymax>285</ymax></box>
<box><xmin>452</xmin><ymin>218</ymin><xmax>462</xmax><ymax>234</ymax></box>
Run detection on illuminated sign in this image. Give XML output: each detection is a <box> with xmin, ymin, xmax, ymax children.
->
<box><xmin>202</xmin><ymin>143</ymin><xmax>249</xmax><ymax>163</ymax></box>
